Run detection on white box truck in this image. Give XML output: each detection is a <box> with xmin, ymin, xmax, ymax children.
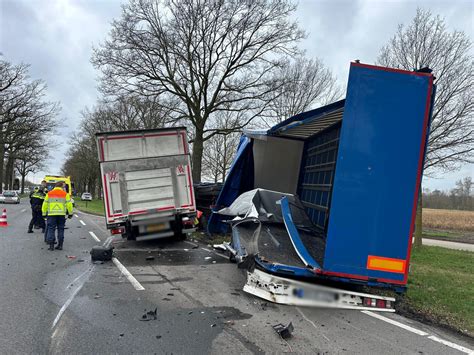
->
<box><xmin>96</xmin><ymin>127</ymin><xmax>196</xmax><ymax>241</ymax></box>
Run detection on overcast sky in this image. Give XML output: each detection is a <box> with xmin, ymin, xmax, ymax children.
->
<box><xmin>1</xmin><ymin>0</ymin><xmax>472</xmax><ymax>190</ymax></box>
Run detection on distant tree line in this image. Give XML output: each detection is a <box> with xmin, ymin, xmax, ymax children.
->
<box><xmin>423</xmin><ymin>177</ymin><xmax>473</xmax><ymax>211</ymax></box>
<box><xmin>0</xmin><ymin>58</ymin><xmax>59</xmax><ymax>193</ymax></box>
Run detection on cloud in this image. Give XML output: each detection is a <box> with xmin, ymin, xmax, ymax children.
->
<box><xmin>1</xmin><ymin>0</ymin><xmax>122</xmax><ymax>179</ymax></box>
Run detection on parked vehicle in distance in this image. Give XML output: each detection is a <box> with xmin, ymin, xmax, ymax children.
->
<box><xmin>81</xmin><ymin>192</ymin><xmax>92</xmax><ymax>201</ymax></box>
<box><xmin>0</xmin><ymin>191</ymin><xmax>20</xmax><ymax>204</ymax></box>
<box><xmin>96</xmin><ymin>127</ymin><xmax>197</xmax><ymax>241</ymax></box>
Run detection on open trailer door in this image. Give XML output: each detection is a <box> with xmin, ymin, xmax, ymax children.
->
<box><xmin>322</xmin><ymin>63</ymin><xmax>435</xmax><ymax>286</ymax></box>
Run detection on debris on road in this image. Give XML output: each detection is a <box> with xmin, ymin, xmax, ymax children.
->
<box><xmin>213</xmin><ymin>243</ymin><xmax>227</xmax><ymax>251</ymax></box>
<box><xmin>94</xmin><ymin>293</ymin><xmax>102</xmax><ymax>299</ymax></box>
<box><xmin>204</xmin><ymin>256</ymin><xmax>212</xmax><ymax>260</ymax></box>
<box><xmin>140</xmin><ymin>308</ymin><xmax>158</xmax><ymax>321</ymax></box>
<box><xmin>272</xmin><ymin>322</ymin><xmax>294</xmax><ymax>339</ymax></box>
<box><xmin>66</xmin><ymin>255</ymin><xmax>76</xmax><ymax>259</ymax></box>
<box><xmin>145</xmin><ymin>256</ymin><xmax>155</xmax><ymax>261</ymax></box>
<box><xmin>90</xmin><ymin>245</ymin><xmax>114</xmax><ymax>261</ymax></box>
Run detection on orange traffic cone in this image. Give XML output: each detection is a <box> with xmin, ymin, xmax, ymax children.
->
<box><xmin>0</xmin><ymin>209</ymin><xmax>7</xmax><ymax>227</ymax></box>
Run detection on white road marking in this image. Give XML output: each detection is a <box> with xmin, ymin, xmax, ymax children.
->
<box><xmin>296</xmin><ymin>307</ymin><xmax>330</xmax><ymax>341</ymax></box>
<box><xmin>74</xmin><ymin>214</ymin><xmax>79</xmax><ymax>218</ymax></box>
<box><xmin>103</xmin><ymin>236</ymin><xmax>114</xmax><ymax>247</ymax></box>
<box><xmin>428</xmin><ymin>335</ymin><xmax>473</xmax><ymax>354</ymax></box>
<box><xmin>79</xmin><ymin>220</ymin><xmax>86</xmax><ymax>226</ymax></box>
<box><xmin>112</xmin><ymin>257</ymin><xmax>145</xmax><ymax>291</ymax></box>
<box><xmin>202</xmin><ymin>247</ymin><xmax>228</xmax><ymax>259</ymax></box>
<box><xmin>52</xmin><ymin>266</ymin><xmax>95</xmax><ymax>329</ymax></box>
<box><xmin>66</xmin><ymin>266</ymin><xmax>94</xmax><ymax>290</ymax></box>
<box><xmin>88</xmin><ymin>231</ymin><xmax>101</xmax><ymax>242</ymax></box>
<box><xmin>362</xmin><ymin>311</ymin><xmax>428</xmax><ymax>336</ymax></box>
<box><xmin>362</xmin><ymin>311</ymin><xmax>473</xmax><ymax>353</ymax></box>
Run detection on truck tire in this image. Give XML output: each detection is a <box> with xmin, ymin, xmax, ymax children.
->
<box><xmin>124</xmin><ymin>222</ymin><xmax>136</xmax><ymax>241</ymax></box>
<box><xmin>174</xmin><ymin>230</ymin><xmax>186</xmax><ymax>241</ymax></box>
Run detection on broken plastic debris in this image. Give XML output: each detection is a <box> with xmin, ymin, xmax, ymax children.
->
<box><xmin>140</xmin><ymin>308</ymin><xmax>158</xmax><ymax>321</ymax></box>
<box><xmin>66</xmin><ymin>255</ymin><xmax>77</xmax><ymax>259</ymax></box>
<box><xmin>272</xmin><ymin>322</ymin><xmax>294</xmax><ymax>339</ymax></box>
<box><xmin>213</xmin><ymin>243</ymin><xmax>227</xmax><ymax>251</ymax></box>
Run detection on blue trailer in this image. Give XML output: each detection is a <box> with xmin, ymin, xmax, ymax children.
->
<box><xmin>208</xmin><ymin>62</ymin><xmax>435</xmax><ymax>292</ymax></box>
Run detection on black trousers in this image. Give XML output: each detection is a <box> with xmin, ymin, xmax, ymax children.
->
<box><xmin>28</xmin><ymin>209</ymin><xmax>45</xmax><ymax>231</ymax></box>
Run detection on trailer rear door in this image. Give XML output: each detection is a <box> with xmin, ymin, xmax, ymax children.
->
<box><xmin>323</xmin><ymin>63</ymin><xmax>434</xmax><ymax>285</ymax></box>
<box><xmin>97</xmin><ymin>128</ymin><xmax>195</xmax><ymax>225</ymax></box>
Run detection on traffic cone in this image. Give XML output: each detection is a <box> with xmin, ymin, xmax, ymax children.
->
<box><xmin>0</xmin><ymin>209</ymin><xmax>7</xmax><ymax>227</ymax></box>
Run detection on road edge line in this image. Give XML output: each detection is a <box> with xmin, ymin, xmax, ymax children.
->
<box><xmin>88</xmin><ymin>231</ymin><xmax>101</xmax><ymax>243</ymax></box>
<box><xmin>112</xmin><ymin>257</ymin><xmax>145</xmax><ymax>291</ymax></box>
<box><xmin>361</xmin><ymin>310</ymin><xmax>428</xmax><ymax>336</ymax></box>
<box><xmin>427</xmin><ymin>335</ymin><xmax>473</xmax><ymax>354</ymax></box>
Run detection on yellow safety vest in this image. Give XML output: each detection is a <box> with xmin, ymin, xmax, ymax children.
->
<box><xmin>42</xmin><ymin>188</ymin><xmax>73</xmax><ymax>216</ymax></box>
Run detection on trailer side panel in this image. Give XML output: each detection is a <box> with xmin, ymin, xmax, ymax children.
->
<box><xmin>323</xmin><ymin>63</ymin><xmax>434</xmax><ymax>284</ymax></box>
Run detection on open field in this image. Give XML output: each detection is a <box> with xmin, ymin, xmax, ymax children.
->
<box><xmin>399</xmin><ymin>245</ymin><xmax>474</xmax><ymax>337</ymax></box>
<box><xmin>74</xmin><ymin>198</ymin><xmax>105</xmax><ymax>215</ymax></box>
<box><xmin>423</xmin><ymin>208</ymin><xmax>474</xmax><ymax>232</ymax></box>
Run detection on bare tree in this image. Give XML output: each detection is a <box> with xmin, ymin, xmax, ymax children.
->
<box><xmin>264</xmin><ymin>57</ymin><xmax>341</xmax><ymax>126</ymax></box>
<box><xmin>15</xmin><ymin>144</ymin><xmax>48</xmax><ymax>193</ymax></box>
<box><xmin>377</xmin><ymin>9</ymin><xmax>474</xmax><ymax>246</ymax></box>
<box><xmin>0</xmin><ymin>59</ymin><xmax>59</xmax><ymax>192</ymax></box>
<box><xmin>202</xmin><ymin>111</ymin><xmax>240</xmax><ymax>182</ymax></box>
<box><xmin>377</xmin><ymin>9</ymin><xmax>473</xmax><ymax>174</ymax></box>
<box><xmin>81</xmin><ymin>94</ymin><xmax>176</xmax><ymax>135</ymax></box>
<box><xmin>92</xmin><ymin>0</ymin><xmax>305</xmax><ymax>182</ymax></box>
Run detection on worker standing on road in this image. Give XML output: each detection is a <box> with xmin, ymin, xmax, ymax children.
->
<box><xmin>42</xmin><ymin>181</ymin><xmax>73</xmax><ymax>251</ymax></box>
<box><xmin>27</xmin><ymin>187</ymin><xmax>46</xmax><ymax>233</ymax></box>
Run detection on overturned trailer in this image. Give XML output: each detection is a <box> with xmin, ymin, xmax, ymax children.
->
<box><xmin>208</xmin><ymin>62</ymin><xmax>435</xmax><ymax>292</ymax></box>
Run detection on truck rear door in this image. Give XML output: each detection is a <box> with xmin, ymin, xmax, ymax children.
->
<box><xmin>97</xmin><ymin>128</ymin><xmax>195</xmax><ymax>225</ymax></box>
<box><xmin>323</xmin><ymin>63</ymin><xmax>434</xmax><ymax>285</ymax></box>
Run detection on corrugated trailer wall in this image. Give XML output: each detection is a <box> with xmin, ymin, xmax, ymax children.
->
<box><xmin>297</xmin><ymin>123</ymin><xmax>341</xmax><ymax>232</ymax></box>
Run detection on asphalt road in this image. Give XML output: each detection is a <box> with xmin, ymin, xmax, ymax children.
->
<box><xmin>0</xmin><ymin>200</ymin><xmax>473</xmax><ymax>354</ymax></box>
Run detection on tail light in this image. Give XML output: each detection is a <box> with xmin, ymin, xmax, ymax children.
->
<box><xmin>182</xmin><ymin>217</ymin><xmax>194</xmax><ymax>228</ymax></box>
<box><xmin>363</xmin><ymin>297</ymin><xmax>391</xmax><ymax>309</ymax></box>
<box><xmin>111</xmin><ymin>227</ymin><xmax>124</xmax><ymax>235</ymax></box>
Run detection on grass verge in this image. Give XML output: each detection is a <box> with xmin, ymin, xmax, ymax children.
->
<box><xmin>398</xmin><ymin>245</ymin><xmax>474</xmax><ymax>337</ymax></box>
<box><xmin>74</xmin><ymin>199</ymin><xmax>105</xmax><ymax>216</ymax></box>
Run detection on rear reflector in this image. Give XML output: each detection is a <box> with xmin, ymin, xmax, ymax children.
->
<box><xmin>363</xmin><ymin>297</ymin><xmax>391</xmax><ymax>309</ymax></box>
<box><xmin>111</xmin><ymin>227</ymin><xmax>124</xmax><ymax>235</ymax></box>
<box><xmin>367</xmin><ymin>255</ymin><xmax>406</xmax><ymax>274</ymax></box>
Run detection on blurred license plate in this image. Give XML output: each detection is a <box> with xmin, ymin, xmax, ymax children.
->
<box><xmin>147</xmin><ymin>223</ymin><xmax>167</xmax><ymax>233</ymax></box>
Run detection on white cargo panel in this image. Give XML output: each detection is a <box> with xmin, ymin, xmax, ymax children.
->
<box><xmin>97</xmin><ymin>129</ymin><xmax>187</xmax><ymax>162</ymax></box>
<box><xmin>97</xmin><ymin>128</ymin><xmax>195</xmax><ymax>225</ymax></box>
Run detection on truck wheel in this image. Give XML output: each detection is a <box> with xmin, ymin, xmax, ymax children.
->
<box><xmin>174</xmin><ymin>230</ymin><xmax>186</xmax><ymax>241</ymax></box>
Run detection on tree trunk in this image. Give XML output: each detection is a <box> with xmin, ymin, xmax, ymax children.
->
<box><xmin>414</xmin><ymin>191</ymin><xmax>423</xmax><ymax>247</ymax></box>
<box><xmin>20</xmin><ymin>172</ymin><xmax>26</xmax><ymax>194</ymax></box>
<box><xmin>192</xmin><ymin>128</ymin><xmax>204</xmax><ymax>183</ymax></box>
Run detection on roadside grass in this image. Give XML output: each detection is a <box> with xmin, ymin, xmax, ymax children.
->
<box><xmin>190</xmin><ymin>231</ymin><xmax>231</xmax><ymax>245</ymax></box>
<box><xmin>74</xmin><ymin>199</ymin><xmax>105</xmax><ymax>215</ymax></box>
<box><xmin>399</xmin><ymin>245</ymin><xmax>474</xmax><ymax>337</ymax></box>
<box><xmin>423</xmin><ymin>208</ymin><xmax>474</xmax><ymax>232</ymax></box>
